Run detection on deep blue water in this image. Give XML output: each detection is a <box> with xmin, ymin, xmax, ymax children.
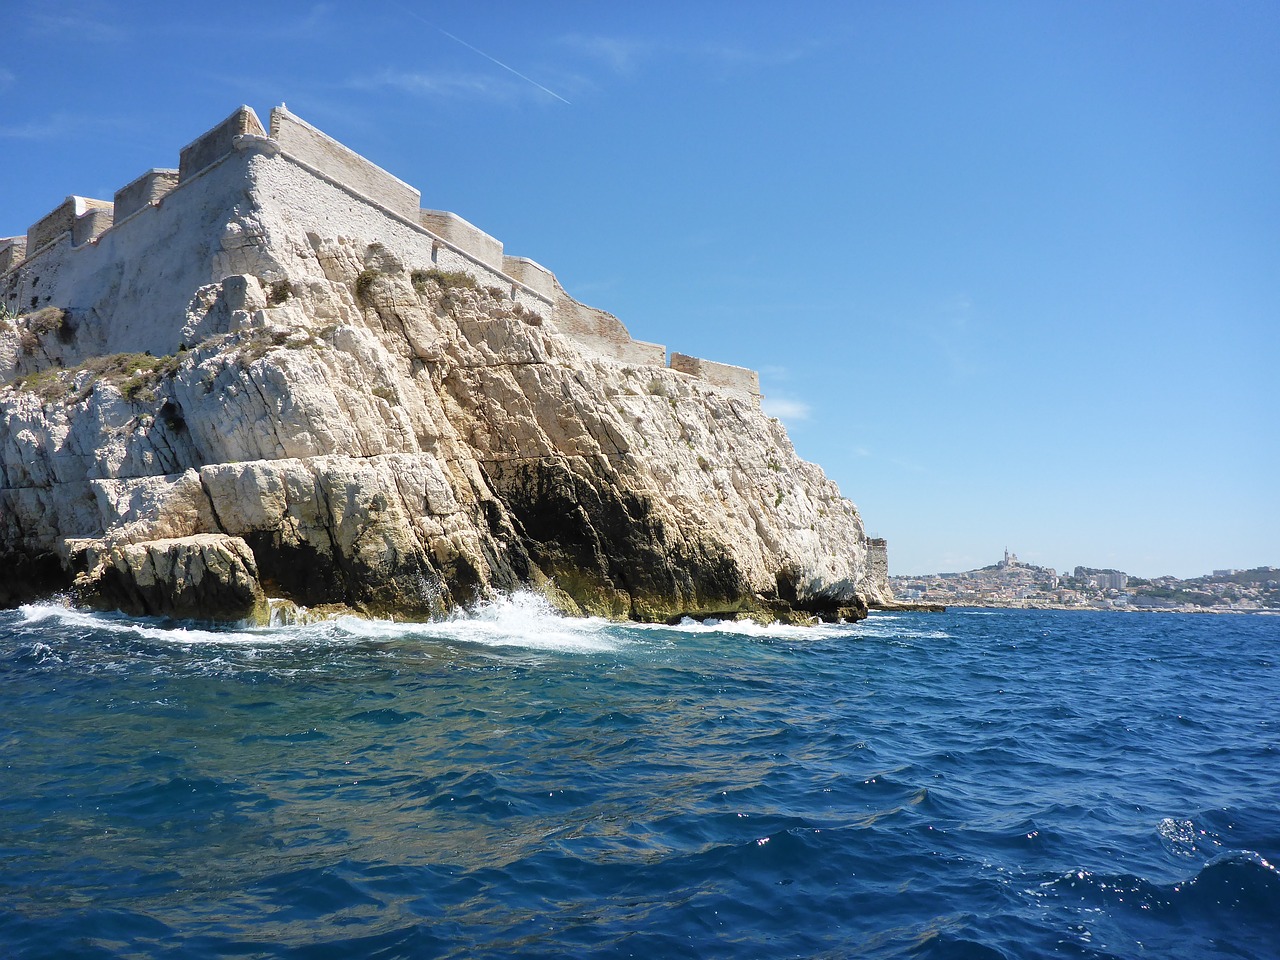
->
<box><xmin>1</xmin><ymin>598</ymin><xmax>1277</xmax><ymax>959</ymax></box>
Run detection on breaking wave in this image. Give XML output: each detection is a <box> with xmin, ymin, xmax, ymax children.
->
<box><xmin>10</xmin><ymin>591</ymin><xmax>887</xmax><ymax>659</ymax></box>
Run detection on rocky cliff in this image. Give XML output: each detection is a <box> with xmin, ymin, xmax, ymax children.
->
<box><xmin>0</xmin><ymin>105</ymin><xmax>889</xmax><ymax>623</ymax></box>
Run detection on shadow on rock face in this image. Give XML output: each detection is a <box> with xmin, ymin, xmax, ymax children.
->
<box><xmin>489</xmin><ymin>455</ymin><xmax>756</xmax><ymax>622</ymax></box>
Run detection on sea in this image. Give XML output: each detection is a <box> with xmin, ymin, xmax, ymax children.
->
<box><xmin>1</xmin><ymin>597</ymin><xmax>1277</xmax><ymax>959</ymax></box>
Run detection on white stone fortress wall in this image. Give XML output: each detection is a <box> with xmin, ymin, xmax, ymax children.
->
<box><xmin>1</xmin><ymin>104</ymin><xmax>761</xmax><ymax>401</ymax></box>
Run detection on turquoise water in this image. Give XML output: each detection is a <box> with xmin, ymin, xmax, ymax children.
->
<box><xmin>2</xmin><ymin>598</ymin><xmax>1277</xmax><ymax>958</ymax></box>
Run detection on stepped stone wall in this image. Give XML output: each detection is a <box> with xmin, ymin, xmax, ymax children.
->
<box><xmin>501</xmin><ymin>256</ymin><xmax>557</xmax><ymax>301</ymax></box>
<box><xmin>71</xmin><ymin>200</ymin><xmax>114</xmax><ymax>246</ymax></box>
<box><xmin>28</xmin><ymin>196</ymin><xmax>114</xmax><ymax>253</ymax></box>
<box><xmin>0</xmin><ymin>237</ymin><xmax>27</xmax><ymax>274</ymax></box>
<box><xmin>113</xmin><ymin>169</ymin><xmax>180</xmax><ymax>222</ymax></box>
<box><xmin>25</xmin><ymin>198</ymin><xmax>80</xmax><ymax>253</ymax></box>
<box><xmin>670</xmin><ymin>353</ymin><xmax>760</xmax><ymax>399</ymax></box>
<box><xmin>256</xmin><ymin>145</ymin><xmax>556</xmax><ymax>322</ymax></box>
<box><xmin>419</xmin><ymin>210</ymin><xmax>505</xmax><ymax>272</ymax></box>
<box><xmin>178</xmin><ymin>105</ymin><xmax>265</xmax><ymax>180</ymax></box>
<box><xmin>549</xmin><ymin>285</ymin><xmax>666</xmax><ymax>366</ymax></box>
<box><xmin>269</xmin><ymin>106</ymin><xmax>421</xmax><ymax>219</ymax></box>
<box><xmin>4</xmin><ymin>152</ymin><xmax>269</xmax><ymax>358</ymax></box>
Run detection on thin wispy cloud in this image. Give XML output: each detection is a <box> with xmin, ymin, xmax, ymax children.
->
<box><xmin>0</xmin><ymin>68</ymin><xmax>14</xmax><ymax>92</ymax></box>
<box><xmin>846</xmin><ymin>444</ymin><xmax>930</xmax><ymax>475</ymax></box>
<box><xmin>696</xmin><ymin>38</ymin><xmax>827</xmax><ymax>70</ymax></box>
<box><xmin>0</xmin><ymin>112</ymin><xmax>115</xmax><ymax>141</ymax></box>
<box><xmin>296</xmin><ymin>2</ymin><xmax>337</xmax><ymax>39</ymax></box>
<box><xmin>887</xmin><ymin>454</ymin><xmax>930</xmax><ymax>475</ymax></box>
<box><xmin>761</xmin><ymin>366</ymin><xmax>811</xmax><ymax>423</ymax></box>
<box><xmin>25</xmin><ymin>8</ymin><xmax>126</xmax><ymax>44</ymax></box>
<box><xmin>360</xmin><ymin>19</ymin><xmax>819</xmax><ymax>108</ymax></box>
<box><xmin>557</xmin><ymin>35</ymin><xmax>653</xmax><ymax>75</ymax></box>
<box><xmin>202</xmin><ymin>3</ymin><xmax>337</xmax><ymax>43</ymax></box>
<box><xmin>762</xmin><ymin>394</ymin><xmax>811</xmax><ymax>423</ymax></box>
<box><xmin>383</xmin><ymin>2</ymin><xmax>570</xmax><ymax>104</ymax></box>
<box><xmin>557</xmin><ymin>33</ymin><xmax>826</xmax><ymax>78</ymax></box>
<box><xmin>760</xmin><ymin>364</ymin><xmax>792</xmax><ymax>382</ymax></box>
<box><xmin>350</xmin><ymin>69</ymin><xmax>519</xmax><ymax>103</ymax></box>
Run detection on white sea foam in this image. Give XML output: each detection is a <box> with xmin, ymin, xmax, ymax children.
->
<box><xmin>633</xmin><ymin>616</ymin><xmax>856</xmax><ymax>642</ymax></box>
<box><xmin>322</xmin><ymin>592</ymin><xmax>621</xmax><ymax>653</ymax></box>
<box><xmin>17</xmin><ymin>592</ymin><xmax>622</xmax><ymax>655</ymax></box>
<box><xmin>14</xmin><ymin>591</ymin><xmax>940</xmax><ymax>654</ymax></box>
<box><xmin>20</xmin><ymin>601</ymin><xmax>275</xmax><ymax>645</ymax></box>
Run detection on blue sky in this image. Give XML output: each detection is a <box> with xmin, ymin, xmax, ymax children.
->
<box><xmin>3</xmin><ymin>1</ymin><xmax>1276</xmax><ymax>578</ymax></box>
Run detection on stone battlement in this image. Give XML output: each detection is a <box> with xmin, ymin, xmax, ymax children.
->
<box><xmin>268</xmin><ymin>106</ymin><xmax>421</xmax><ymax>218</ymax></box>
<box><xmin>670</xmin><ymin>353</ymin><xmax>760</xmax><ymax>398</ymax></box>
<box><xmin>2</xmin><ymin>104</ymin><xmax>760</xmax><ymax>401</ymax></box>
<box><xmin>26</xmin><ymin>195</ymin><xmax>114</xmax><ymax>254</ymax></box>
<box><xmin>178</xmin><ymin>105</ymin><xmax>267</xmax><ymax>181</ymax></box>
<box><xmin>113</xmin><ymin>169</ymin><xmax>179</xmax><ymax>222</ymax></box>
<box><xmin>0</xmin><ymin>237</ymin><xmax>27</xmax><ymax>274</ymax></box>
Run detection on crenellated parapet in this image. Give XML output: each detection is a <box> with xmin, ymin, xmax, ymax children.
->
<box><xmin>72</xmin><ymin>199</ymin><xmax>114</xmax><ymax>246</ymax></box>
<box><xmin>501</xmin><ymin>256</ymin><xmax>557</xmax><ymax>301</ymax></box>
<box><xmin>0</xmin><ymin>237</ymin><xmax>26</xmax><ymax>274</ymax></box>
<box><xmin>2</xmin><ymin>103</ymin><xmax>762</xmax><ymax>403</ymax></box>
<box><xmin>419</xmin><ymin>210</ymin><xmax>504</xmax><ymax>271</ymax></box>
<box><xmin>669</xmin><ymin>353</ymin><xmax>761</xmax><ymax>399</ymax></box>
<box><xmin>549</xmin><ymin>280</ymin><xmax>667</xmax><ymax>367</ymax></box>
<box><xmin>26</xmin><ymin>195</ymin><xmax>114</xmax><ymax>253</ymax></box>
<box><xmin>178</xmin><ymin>105</ymin><xmax>266</xmax><ymax>180</ymax></box>
<box><xmin>268</xmin><ymin>106</ymin><xmax>420</xmax><ymax>218</ymax></box>
<box><xmin>113</xmin><ymin>169</ymin><xmax>179</xmax><ymax>222</ymax></box>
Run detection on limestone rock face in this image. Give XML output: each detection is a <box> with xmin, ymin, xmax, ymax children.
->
<box><xmin>76</xmin><ymin>534</ymin><xmax>269</xmax><ymax>623</ymax></box>
<box><xmin>0</xmin><ymin>256</ymin><xmax>888</xmax><ymax>620</ymax></box>
<box><xmin>0</xmin><ymin>111</ymin><xmax>890</xmax><ymax>622</ymax></box>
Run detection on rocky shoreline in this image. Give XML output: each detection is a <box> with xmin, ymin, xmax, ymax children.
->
<box><xmin>1</xmin><ymin>105</ymin><xmax>889</xmax><ymax>625</ymax></box>
<box><xmin>868</xmin><ymin>601</ymin><xmax>947</xmax><ymax>613</ymax></box>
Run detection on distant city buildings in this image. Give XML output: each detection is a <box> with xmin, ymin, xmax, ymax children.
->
<box><xmin>1074</xmin><ymin>567</ymin><xmax>1128</xmax><ymax>590</ymax></box>
<box><xmin>889</xmin><ymin>555</ymin><xmax>1278</xmax><ymax>612</ymax></box>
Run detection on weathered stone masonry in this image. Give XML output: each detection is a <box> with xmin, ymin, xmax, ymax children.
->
<box><xmin>2</xmin><ymin>104</ymin><xmax>762</xmax><ymax>401</ymax></box>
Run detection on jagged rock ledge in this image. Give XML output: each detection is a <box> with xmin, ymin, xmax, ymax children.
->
<box><xmin>868</xmin><ymin>601</ymin><xmax>947</xmax><ymax>613</ymax></box>
<box><xmin>73</xmin><ymin>534</ymin><xmax>269</xmax><ymax>623</ymax></box>
<box><xmin>0</xmin><ymin>104</ymin><xmax>891</xmax><ymax>625</ymax></box>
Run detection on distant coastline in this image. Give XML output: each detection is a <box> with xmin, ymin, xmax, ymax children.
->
<box><xmin>891</xmin><ymin>551</ymin><xmax>1279</xmax><ymax>614</ymax></box>
<box><xmin>945</xmin><ymin>601</ymin><xmax>1277</xmax><ymax>615</ymax></box>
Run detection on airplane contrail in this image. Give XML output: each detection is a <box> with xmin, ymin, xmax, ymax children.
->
<box><xmin>388</xmin><ymin>2</ymin><xmax>571</xmax><ymax>104</ymax></box>
<box><xmin>437</xmin><ymin>27</ymin><xmax>571</xmax><ymax>104</ymax></box>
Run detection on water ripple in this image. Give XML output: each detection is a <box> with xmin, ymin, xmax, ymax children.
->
<box><xmin>1</xmin><ymin>603</ymin><xmax>1277</xmax><ymax>957</ymax></box>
